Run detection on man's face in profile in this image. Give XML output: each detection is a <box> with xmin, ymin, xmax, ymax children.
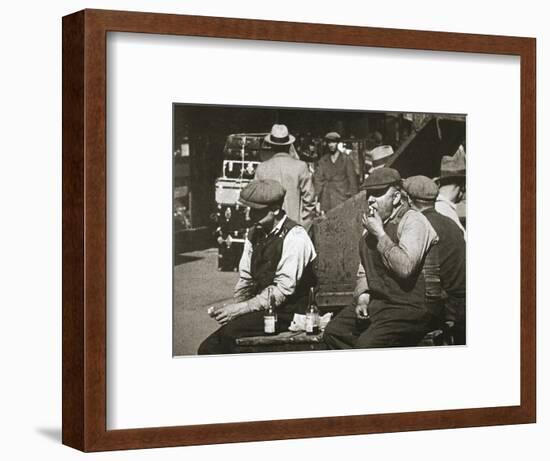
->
<box><xmin>248</xmin><ymin>207</ymin><xmax>277</xmax><ymax>229</ymax></box>
<box><xmin>366</xmin><ymin>186</ymin><xmax>398</xmax><ymax>222</ymax></box>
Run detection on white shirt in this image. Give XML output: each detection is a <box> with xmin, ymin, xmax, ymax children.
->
<box><xmin>234</xmin><ymin>216</ymin><xmax>317</xmax><ymax>311</ymax></box>
<box><xmin>435</xmin><ymin>194</ymin><xmax>466</xmax><ymax>237</ymax></box>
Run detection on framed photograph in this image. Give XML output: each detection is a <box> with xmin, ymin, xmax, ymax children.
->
<box><xmin>62</xmin><ymin>9</ymin><xmax>536</xmax><ymax>451</ymax></box>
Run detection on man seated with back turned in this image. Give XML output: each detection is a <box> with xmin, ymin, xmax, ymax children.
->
<box><xmin>401</xmin><ymin>175</ymin><xmax>466</xmax><ymax>344</ymax></box>
<box><xmin>435</xmin><ymin>147</ymin><xmax>466</xmax><ymax>237</ymax></box>
<box><xmin>323</xmin><ymin>168</ymin><xmax>439</xmax><ymax>349</ymax></box>
<box><xmin>198</xmin><ymin>179</ymin><xmax>317</xmax><ymax>355</ymax></box>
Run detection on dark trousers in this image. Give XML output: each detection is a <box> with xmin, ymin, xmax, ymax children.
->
<box><xmin>445</xmin><ymin>298</ymin><xmax>466</xmax><ymax>345</ymax></box>
<box><xmin>451</xmin><ymin>323</ymin><xmax>466</xmax><ymax>345</ymax></box>
<box><xmin>323</xmin><ymin>304</ymin><xmax>434</xmax><ymax>349</ymax></box>
<box><xmin>198</xmin><ymin>311</ymin><xmax>293</xmax><ymax>355</ymax></box>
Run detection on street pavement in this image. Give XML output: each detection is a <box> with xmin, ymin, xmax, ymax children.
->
<box><xmin>173</xmin><ymin>247</ymin><xmax>240</xmax><ymax>356</ymax></box>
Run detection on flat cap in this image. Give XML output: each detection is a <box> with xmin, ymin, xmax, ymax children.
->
<box><xmin>324</xmin><ymin>132</ymin><xmax>341</xmax><ymax>141</ymax></box>
<box><xmin>238</xmin><ymin>179</ymin><xmax>286</xmax><ymax>209</ymax></box>
<box><xmin>402</xmin><ymin>175</ymin><xmax>439</xmax><ymax>201</ymax></box>
<box><xmin>361</xmin><ymin>167</ymin><xmax>401</xmax><ymax>191</ymax></box>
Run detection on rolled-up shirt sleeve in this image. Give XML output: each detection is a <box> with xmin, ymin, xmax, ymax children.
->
<box><xmin>352</xmin><ymin>262</ymin><xmax>369</xmax><ymax>306</ymax></box>
<box><xmin>245</xmin><ymin>227</ymin><xmax>317</xmax><ymax>312</ymax></box>
<box><xmin>376</xmin><ymin>210</ymin><xmax>438</xmax><ymax>279</ymax></box>
<box><xmin>234</xmin><ymin>239</ymin><xmax>256</xmax><ymax>302</ymax></box>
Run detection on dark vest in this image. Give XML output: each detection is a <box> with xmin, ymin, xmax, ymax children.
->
<box><xmin>249</xmin><ymin>218</ymin><xmax>316</xmax><ymax>314</ymax></box>
<box><xmin>422</xmin><ymin>208</ymin><xmax>466</xmax><ymax>323</ymax></box>
<box><xmin>359</xmin><ymin>207</ymin><xmax>439</xmax><ymax>318</ymax></box>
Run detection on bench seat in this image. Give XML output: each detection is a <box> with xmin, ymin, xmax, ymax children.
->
<box><xmin>233</xmin><ymin>326</ymin><xmax>453</xmax><ymax>353</ymax></box>
<box><xmin>234</xmin><ymin>331</ymin><xmax>327</xmax><ymax>353</ymax></box>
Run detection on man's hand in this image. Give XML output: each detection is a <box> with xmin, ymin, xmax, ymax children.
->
<box><xmin>362</xmin><ymin>209</ymin><xmax>385</xmax><ymax>238</ymax></box>
<box><xmin>355</xmin><ymin>293</ymin><xmax>370</xmax><ymax>319</ymax></box>
<box><xmin>212</xmin><ymin>302</ymin><xmax>249</xmax><ymax>325</ymax></box>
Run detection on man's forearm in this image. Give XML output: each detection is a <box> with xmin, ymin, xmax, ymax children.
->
<box><xmin>234</xmin><ymin>274</ymin><xmax>255</xmax><ymax>301</ymax></box>
<box><xmin>245</xmin><ymin>284</ymin><xmax>287</xmax><ymax>312</ymax></box>
<box><xmin>353</xmin><ymin>278</ymin><xmax>369</xmax><ymax>306</ymax></box>
<box><xmin>374</xmin><ymin>211</ymin><xmax>436</xmax><ymax>278</ymax></box>
<box><xmin>376</xmin><ymin>232</ymin><xmax>417</xmax><ymax>278</ymax></box>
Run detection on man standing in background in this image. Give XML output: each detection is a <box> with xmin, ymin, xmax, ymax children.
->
<box><xmin>255</xmin><ymin>124</ymin><xmax>316</xmax><ymax>230</ymax></box>
<box><xmin>314</xmin><ymin>131</ymin><xmax>358</xmax><ymax>213</ymax></box>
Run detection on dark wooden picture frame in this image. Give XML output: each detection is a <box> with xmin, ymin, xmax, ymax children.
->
<box><xmin>62</xmin><ymin>9</ymin><xmax>536</xmax><ymax>452</ymax></box>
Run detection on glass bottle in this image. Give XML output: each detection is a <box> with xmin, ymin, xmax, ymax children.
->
<box><xmin>264</xmin><ymin>287</ymin><xmax>277</xmax><ymax>335</ymax></box>
<box><xmin>305</xmin><ymin>287</ymin><xmax>320</xmax><ymax>335</ymax></box>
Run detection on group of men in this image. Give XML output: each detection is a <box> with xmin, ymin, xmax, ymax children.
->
<box><xmin>254</xmin><ymin>124</ymin><xmax>359</xmax><ymax>231</ymax></box>
<box><xmin>198</xmin><ymin>124</ymin><xmax>466</xmax><ymax>355</ymax></box>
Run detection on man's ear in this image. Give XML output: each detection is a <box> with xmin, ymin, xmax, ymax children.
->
<box><xmin>392</xmin><ymin>190</ymin><xmax>402</xmax><ymax>206</ymax></box>
<box><xmin>272</xmin><ymin>203</ymin><xmax>285</xmax><ymax>216</ymax></box>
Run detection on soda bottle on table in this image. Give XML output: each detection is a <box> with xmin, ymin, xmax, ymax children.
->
<box><xmin>305</xmin><ymin>287</ymin><xmax>320</xmax><ymax>335</ymax></box>
<box><xmin>264</xmin><ymin>287</ymin><xmax>277</xmax><ymax>336</ymax></box>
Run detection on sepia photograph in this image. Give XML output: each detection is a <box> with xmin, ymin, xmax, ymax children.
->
<box><xmin>54</xmin><ymin>4</ymin><xmax>536</xmax><ymax>454</ymax></box>
<box><xmin>173</xmin><ymin>103</ymin><xmax>466</xmax><ymax>356</ymax></box>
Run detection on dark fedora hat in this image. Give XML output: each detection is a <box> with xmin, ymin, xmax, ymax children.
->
<box><xmin>264</xmin><ymin>124</ymin><xmax>296</xmax><ymax>146</ymax></box>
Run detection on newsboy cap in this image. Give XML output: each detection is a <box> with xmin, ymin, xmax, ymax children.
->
<box><xmin>361</xmin><ymin>167</ymin><xmax>401</xmax><ymax>191</ymax></box>
<box><xmin>402</xmin><ymin>175</ymin><xmax>439</xmax><ymax>201</ymax></box>
<box><xmin>324</xmin><ymin>132</ymin><xmax>341</xmax><ymax>141</ymax></box>
<box><xmin>238</xmin><ymin>179</ymin><xmax>286</xmax><ymax>209</ymax></box>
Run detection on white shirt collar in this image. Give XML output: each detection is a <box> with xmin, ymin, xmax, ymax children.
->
<box><xmin>270</xmin><ymin>214</ymin><xmax>287</xmax><ymax>235</ymax></box>
<box><xmin>436</xmin><ymin>194</ymin><xmax>457</xmax><ymax>210</ymax></box>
